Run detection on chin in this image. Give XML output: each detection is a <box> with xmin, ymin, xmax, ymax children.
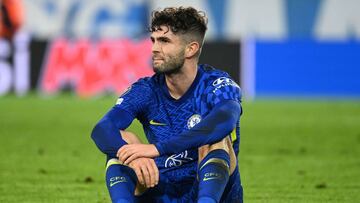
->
<box><xmin>152</xmin><ymin>66</ymin><xmax>163</xmax><ymax>74</ymax></box>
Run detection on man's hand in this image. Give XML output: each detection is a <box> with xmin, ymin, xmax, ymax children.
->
<box><xmin>117</xmin><ymin>144</ymin><xmax>160</xmax><ymax>165</ymax></box>
<box><xmin>127</xmin><ymin>157</ymin><xmax>159</xmax><ymax>188</ymax></box>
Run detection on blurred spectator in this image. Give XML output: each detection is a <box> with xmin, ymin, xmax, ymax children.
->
<box><xmin>0</xmin><ymin>0</ymin><xmax>23</xmax><ymax>40</ymax></box>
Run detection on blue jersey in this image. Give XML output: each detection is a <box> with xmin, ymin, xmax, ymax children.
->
<box><xmin>113</xmin><ymin>64</ymin><xmax>242</xmax><ymax>185</ymax></box>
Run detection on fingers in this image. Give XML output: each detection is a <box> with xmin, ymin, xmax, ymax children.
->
<box><xmin>133</xmin><ymin>165</ymin><xmax>145</xmax><ymax>185</ymax></box>
<box><xmin>128</xmin><ymin>158</ymin><xmax>159</xmax><ymax>188</ymax></box>
<box><xmin>139</xmin><ymin>159</ymin><xmax>157</xmax><ymax>188</ymax></box>
<box><xmin>144</xmin><ymin>159</ymin><xmax>159</xmax><ymax>187</ymax></box>
<box><xmin>117</xmin><ymin>146</ymin><xmax>129</xmax><ymax>163</ymax></box>
<box><xmin>117</xmin><ymin>145</ymin><xmax>136</xmax><ymax>164</ymax></box>
<box><xmin>124</xmin><ymin>153</ymin><xmax>140</xmax><ymax>165</ymax></box>
<box><xmin>149</xmin><ymin>159</ymin><xmax>159</xmax><ymax>186</ymax></box>
<box><xmin>117</xmin><ymin>144</ymin><xmax>160</xmax><ymax>164</ymax></box>
<box><xmin>141</xmin><ymin>163</ymin><xmax>151</xmax><ymax>188</ymax></box>
<box><xmin>130</xmin><ymin>160</ymin><xmax>149</xmax><ymax>187</ymax></box>
<box><xmin>117</xmin><ymin>145</ymin><xmax>142</xmax><ymax>164</ymax></box>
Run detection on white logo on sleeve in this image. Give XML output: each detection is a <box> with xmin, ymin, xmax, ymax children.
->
<box><xmin>212</xmin><ymin>77</ymin><xmax>239</xmax><ymax>93</ymax></box>
<box><xmin>115</xmin><ymin>98</ymin><xmax>124</xmax><ymax>105</ymax></box>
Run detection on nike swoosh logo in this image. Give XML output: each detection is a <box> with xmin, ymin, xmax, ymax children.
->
<box><xmin>203</xmin><ymin>176</ymin><xmax>222</xmax><ymax>181</ymax></box>
<box><xmin>110</xmin><ymin>180</ymin><xmax>126</xmax><ymax>187</ymax></box>
<box><xmin>149</xmin><ymin>120</ymin><xmax>166</xmax><ymax>126</ymax></box>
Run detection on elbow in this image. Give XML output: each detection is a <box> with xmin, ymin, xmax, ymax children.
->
<box><xmin>91</xmin><ymin>117</ymin><xmax>111</xmax><ymax>142</ymax></box>
<box><xmin>91</xmin><ymin>122</ymin><xmax>100</xmax><ymax>143</ymax></box>
<box><xmin>91</xmin><ymin>119</ymin><xmax>109</xmax><ymax>153</ymax></box>
<box><xmin>218</xmin><ymin>102</ymin><xmax>240</xmax><ymax>135</ymax></box>
<box><xmin>223</xmin><ymin>119</ymin><xmax>236</xmax><ymax>136</ymax></box>
<box><xmin>227</xmin><ymin>109</ymin><xmax>240</xmax><ymax>131</ymax></box>
<box><xmin>90</xmin><ymin>117</ymin><xmax>123</xmax><ymax>157</ymax></box>
<box><xmin>91</xmin><ymin>117</ymin><xmax>107</xmax><ymax>140</ymax></box>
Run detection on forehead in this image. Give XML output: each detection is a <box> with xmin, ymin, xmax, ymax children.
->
<box><xmin>150</xmin><ymin>25</ymin><xmax>178</xmax><ymax>39</ymax></box>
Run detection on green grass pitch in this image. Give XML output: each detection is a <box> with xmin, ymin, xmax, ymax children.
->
<box><xmin>0</xmin><ymin>95</ymin><xmax>359</xmax><ymax>202</ymax></box>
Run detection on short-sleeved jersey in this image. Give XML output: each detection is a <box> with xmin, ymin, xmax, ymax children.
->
<box><xmin>114</xmin><ymin>64</ymin><xmax>242</xmax><ymax>184</ymax></box>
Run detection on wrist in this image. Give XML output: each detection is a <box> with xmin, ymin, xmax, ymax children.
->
<box><xmin>151</xmin><ymin>144</ymin><xmax>160</xmax><ymax>157</ymax></box>
<box><xmin>154</xmin><ymin>143</ymin><xmax>165</xmax><ymax>156</ymax></box>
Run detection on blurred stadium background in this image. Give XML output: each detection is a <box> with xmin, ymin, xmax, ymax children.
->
<box><xmin>1</xmin><ymin>0</ymin><xmax>360</xmax><ymax>202</ymax></box>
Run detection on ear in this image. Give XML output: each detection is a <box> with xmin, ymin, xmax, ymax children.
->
<box><xmin>185</xmin><ymin>41</ymin><xmax>200</xmax><ymax>58</ymax></box>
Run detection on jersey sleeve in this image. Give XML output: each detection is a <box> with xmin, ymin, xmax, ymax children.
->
<box><xmin>91</xmin><ymin>78</ymin><xmax>152</xmax><ymax>157</ymax></box>
<box><xmin>113</xmin><ymin>79</ymin><xmax>153</xmax><ymax>120</ymax></box>
<box><xmin>202</xmin><ymin>76</ymin><xmax>242</xmax><ymax>113</ymax></box>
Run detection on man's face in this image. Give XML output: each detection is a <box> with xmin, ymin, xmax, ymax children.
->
<box><xmin>150</xmin><ymin>26</ymin><xmax>186</xmax><ymax>74</ymax></box>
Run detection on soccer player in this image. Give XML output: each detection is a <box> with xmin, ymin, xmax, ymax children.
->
<box><xmin>91</xmin><ymin>7</ymin><xmax>243</xmax><ymax>203</ymax></box>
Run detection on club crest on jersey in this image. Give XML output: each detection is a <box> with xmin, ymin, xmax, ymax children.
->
<box><xmin>212</xmin><ymin>77</ymin><xmax>239</xmax><ymax>93</ymax></box>
<box><xmin>165</xmin><ymin>150</ymin><xmax>193</xmax><ymax>168</ymax></box>
<box><xmin>187</xmin><ymin>114</ymin><xmax>202</xmax><ymax>129</ymax></box>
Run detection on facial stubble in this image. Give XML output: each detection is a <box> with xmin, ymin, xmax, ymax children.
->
<box><xmin>152</xmin><ymin>49</ymin><xmax>185</xmax><ymax>75</ymax></box>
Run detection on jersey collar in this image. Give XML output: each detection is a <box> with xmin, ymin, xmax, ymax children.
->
<box><xmin>160</xmin><ymin>65</ymin><xmax>204</xmax><ymax>103</ymax></box>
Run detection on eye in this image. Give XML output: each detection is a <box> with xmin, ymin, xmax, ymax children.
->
<box><xmin>159</xmin><ymin>38</ymin><xmax>170</xmax><ymax>43</ymax></box>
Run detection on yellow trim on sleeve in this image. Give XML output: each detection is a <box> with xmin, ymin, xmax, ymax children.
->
<box><xmin>230</xmin><ymin>127</ymin><xmax>237</xmax><ymax>142</ymax></box>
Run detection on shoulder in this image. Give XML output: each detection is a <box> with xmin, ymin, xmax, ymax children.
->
<box><xmin>200</xmin><ymin>64</ymin><xmax>228</xmax><ymax>75</ymax></box>
<box><xmin>115</xmin><ymin>76</ymin><xmax>157</xmax><ymax>111</ymax></box>
<box><xmin>132</xmin><ymin>76</ymin><xmax>153</xmax><ymax>87</ymax></box>
<box><xmin>198</xmin><ymin>64</ymin><xmax>242</xmax><ymax>102</ymax></box>
<box><xmin>119</xmin><ymin>76</ymin><xmax>156</xmax><ymax>99</ymax></box>
<box><xmin>128</xmin><ymin>75</ymin><xmax>160</xmax><ymax>91</ymax></box>
<box><xmin>134</xmin><ymin>73</ymin><xmax>164</xmax><ymax>88</ymax></box>
<box><xmin>199</xmin><ymin>64</ymin><xmax>239</xmax><ymax>89</ymax></box>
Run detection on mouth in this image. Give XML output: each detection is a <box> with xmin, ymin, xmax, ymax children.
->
<box><xmin>153</xmin><ymin>58</ymin><xmax>164</xmax><ymax>64</ymax></box>
<box><xmin>152</xmin><ymin>55</ymin><xmax>164</xmax><ymax>60</ymax></box>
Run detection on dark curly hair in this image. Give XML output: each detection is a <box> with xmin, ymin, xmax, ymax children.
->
<box><xmin>150</xmin><ymin>7</ymin><xmax>208</xmax><ymax>46</ymax></box>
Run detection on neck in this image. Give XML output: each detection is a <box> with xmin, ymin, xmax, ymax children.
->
<box><xmin>165</xmin><ymin>61</ymin><xmax>198</xmax><ymax>99</ymax></box>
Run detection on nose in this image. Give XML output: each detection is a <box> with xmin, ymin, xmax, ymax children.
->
<box><xmin>152</xmin><ymin>41</ymin><xmax>160</xmax><ymax>53</ymax></box>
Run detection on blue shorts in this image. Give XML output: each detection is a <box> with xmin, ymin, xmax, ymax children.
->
<box><xmin>134</xmin><ymin>167</ymin><xmax>243</xmax><ymax>203</ymax></box>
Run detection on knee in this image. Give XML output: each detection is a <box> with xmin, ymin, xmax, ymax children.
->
<box><xmin>198</xmin><ymin>137</ymin><xmax>232</xmax><ymax>155</ymax></box>
<box><xmin>198</xmin><ymin>137</ymin><xmax>237</xmax><ymax>174</ymax></box>
<box><xmin>198</xmin><ymin>144</ymin><xmax>211</xmax><ymax>162</ymax></box>
<box><xmin>198</xmin><ymin>137</ymin><xmax>231</xmax><ymax>158</ymax></box>
<box><xmin>106</xmin><ymin>158</ymin><xmax>122</xmax><ymax>170</ymax></box>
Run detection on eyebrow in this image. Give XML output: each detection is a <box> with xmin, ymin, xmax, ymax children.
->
<box><xmin>150</xmin><ymin>36</ymin><xmax>171</xmax><ymax>42</ymax></box>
